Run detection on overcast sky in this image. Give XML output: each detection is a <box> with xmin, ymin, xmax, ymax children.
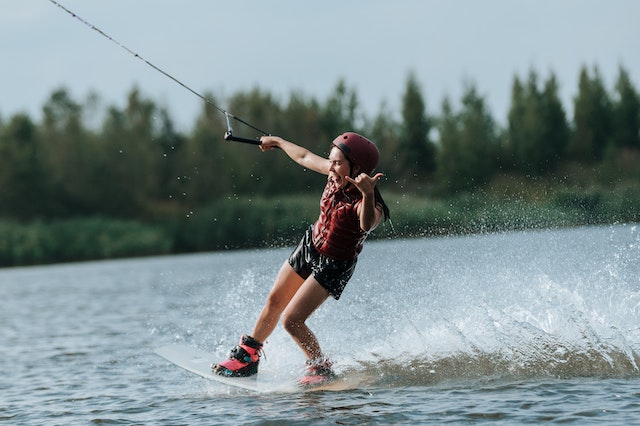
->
<box><xmin>2</xmin><ymin>0</ymin><xmax>638</xmax><ymax>132</ymax></box>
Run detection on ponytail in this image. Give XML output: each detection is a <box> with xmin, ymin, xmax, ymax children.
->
<box><xmin>374</xmin><ymin>186</ymin><xmax>390</xmax><ymax>222</ymax></box>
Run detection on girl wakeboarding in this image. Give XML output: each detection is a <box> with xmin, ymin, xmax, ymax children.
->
<box><xmin>212</xmin><ymin>132</ymin><xmax>390</xmax><ymax>386</ymax></box>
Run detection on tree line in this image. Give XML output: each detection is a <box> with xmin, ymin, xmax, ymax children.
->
<box><xmin>0</xmin><ymin>63</ymin><xmax>638</xmax><ymax>225</ymax></box>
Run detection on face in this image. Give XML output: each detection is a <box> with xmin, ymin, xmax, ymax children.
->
<box><xmin>328</xmin><ymin>146</ymin><xmax>356</xmax><ymax>187</ymax></box>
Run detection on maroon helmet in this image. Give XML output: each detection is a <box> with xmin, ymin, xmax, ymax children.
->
<box><xmin>331</xmin><ymin>132</ymin><xmax>379</xmax><ymax>175</ymax></box>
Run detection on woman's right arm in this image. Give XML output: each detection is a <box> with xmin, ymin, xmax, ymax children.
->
<box><xmin>260</xmin><ymin>136</ymin><xmax>330</xmax><ymax>175</ymax></box>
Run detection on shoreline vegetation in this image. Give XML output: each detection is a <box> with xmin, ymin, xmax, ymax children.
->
<box><xmin>2</xmin><ymin>173</ymin><xmax>638</xmax><ymax>267</ymax></box>
<box><xmin>1</xmin><ymin>65</ymin><xmax>639</xmax><ymax>267</ymax></box>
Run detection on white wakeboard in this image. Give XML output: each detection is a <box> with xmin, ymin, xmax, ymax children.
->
<box><xmin>155</xmin><ymin>344</ymin><xmax>295</xmax><ymax>393</ymax></box>
<box><xmin>155</xmin><ymin>344</ymin><xmax>367</xmax><ymax>393</ymax></box>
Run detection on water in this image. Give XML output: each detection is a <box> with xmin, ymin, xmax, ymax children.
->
<box><xmin>1</xmin><ymin>224</ymin><xmax>639</xmax><ymax>425</ymax></box>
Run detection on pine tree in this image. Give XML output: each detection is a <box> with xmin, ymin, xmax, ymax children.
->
<box><xmin>0</xmin><ymin>114</ymin><xmax>47</xmax><ymax>219</ymax></box>
<box><xmin>569</xmin><ymin>66</ymin><xmax>613</xmax><ymax>162</ymax></box>
<box><xmin>227</xmin><ymin>87</ymin><xmax>286</xmax><ymax>195</ymax></box>
<box><xmin>366</xmin><ymin>101</ymin><xmax>400</xmax><ymax>178</ymax></box>
<box><xmin>399</xmin><ymin>72</ymin><xmax>435</xmax><ymax>182</ymax></box>
<box><xmin>436</xmin><ymin>85</ymin><xmax>497</xmax><ymax>193</ymax></box>
<box><xmin>436</xmin><ymin>97</ymin><xmax>463</xmax><ymax>191</ymax></box>
<box><xmin>95</xmin><ymin>87</ymin><xmax>164</xmax><ymax>217</ymax></box>
<box><xmin>41</xmin><ymin>88</ymin><xmax>107</xmax><ymax>217</ymax></box>
<box><xmin>506</xmin><ymin>76</ymin><xmax>526</xmax><ymax>170</ymax></box>
<box><xmin>538</xmin><ymin>73</ymin><xmax>570</xmax><ymax>170</ymax></box>
<box><xmin>399</xmin><ymin>73</ymin><xmax>436</xmax><ymax>181</ymax></box>
<box><xmin>507</xmin><ymin>70</ymin><xmax>569</xmax><ymax>174</ymax></box>
<box><xmin>180</xmin><ymin>96</ymin><xmax>231</xmax><ymax>206</ymax></box>
<box><xmin>322</xmin><ymin>79</ymin><xmax>360</xmax><ymax>137</ymax></box>
<box><xmin>611</xmin><ymin>65</ymin><xmax>640</xmax><ymax>149</ymax></box>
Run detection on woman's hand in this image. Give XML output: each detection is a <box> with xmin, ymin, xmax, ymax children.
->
<box><xmin>259</xmin><ymin>135</ymin><xmax>284</xmax><ymax>151</ymax></box>
<box><xmin>345</xmin><ymin>172</ymin><xmax>384</xmax><ymax>197</ymax></box>
<box><xmin>346</xmin><ymin>172</ymin><xmax>384</xmax><ymax>232</ymax></box>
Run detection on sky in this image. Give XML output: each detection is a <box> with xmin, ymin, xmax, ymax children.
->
<box><xmin>1</xmin><ymin>0</ymin><xmax>639</xmax><ymax>132</ymax></box>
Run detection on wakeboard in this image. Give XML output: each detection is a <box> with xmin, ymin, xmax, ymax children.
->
<box><xmin>155</xmin><ymin>344</ymin><xmax>364</xmax><ymax>392</ymax></box>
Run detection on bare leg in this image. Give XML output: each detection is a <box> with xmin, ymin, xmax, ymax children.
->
<box><xmin>281</xmin><ymin>276</ymin><xmax>330</xmax><ymax>360</ymax></box>
<box><xmin>250</xmin><ymin>261</ymin><xmax>305</xmax><ymax>343</ymax></box>
<box><xmin>213</xmin><ymin>261</ymin><xmax>309</xmax><ymax>377</ymax></box>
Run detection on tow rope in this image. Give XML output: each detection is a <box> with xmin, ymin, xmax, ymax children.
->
<box><xmin>48</xmin><ymin>0</ymin><xmax>266</xmax><ymax>145</ymax></box>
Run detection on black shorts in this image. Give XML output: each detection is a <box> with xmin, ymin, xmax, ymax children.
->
<box><xmin>288</xmin><ymin>227</ymin><xmax>357</xmax><ymax>300</ymax></box>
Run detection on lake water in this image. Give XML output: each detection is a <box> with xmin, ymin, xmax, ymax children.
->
<box><xmin>2</xmin><ymin>224</ymin><xmax>639</xmax><ymax>425</ymax></box>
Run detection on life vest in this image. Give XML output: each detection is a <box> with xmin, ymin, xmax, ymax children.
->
<box><xmin>312</xmin><ymin>180</ymin><xmax>368</xmax><ymax>260</ymax></box>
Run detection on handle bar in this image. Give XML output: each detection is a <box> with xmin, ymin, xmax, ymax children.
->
<box><xmin>224</xmin><ymin>132</ymin><xmax>261</xmax><ymax>145</ymax></box>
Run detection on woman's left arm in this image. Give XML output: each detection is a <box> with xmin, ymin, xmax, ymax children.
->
<box><xmin>346</xmin><ymin>173</ymin><xmax>384</xmax><ymax>232</ymax></box>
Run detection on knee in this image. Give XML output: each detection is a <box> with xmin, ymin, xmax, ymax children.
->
<box><xmin>265</xmin><ymin>291</ymin><xmax>288</xmax><ymax>313</ymax></box>
<box><xmin>281</xmin><ymin>311</ymin><xmax>302</xmax><ymax>333</ymax></box>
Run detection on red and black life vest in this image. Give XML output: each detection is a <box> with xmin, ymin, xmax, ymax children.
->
<box><xmin>311</xmin><ymin>180</ymin><xmax>368</xmax><ymax>260</ymax></box>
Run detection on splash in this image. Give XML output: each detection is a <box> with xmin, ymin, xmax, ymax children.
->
<box><xmin>321</xmin><ymin>224</ymin><xmax>640</xmax><ymax>386</ymax></box>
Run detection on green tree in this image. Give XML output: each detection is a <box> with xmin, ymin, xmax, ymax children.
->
<box><xmin>435</xmin><ymin>98</ymin><xmax>462</xmax><ymax>191</ymax></box>
<box><xmin>398</xmin><ymin>72</ymin><xmax>435</xmax><ymax>182</ymax></box>
<box><xmin>281</xmin><ymin>91</ymin><xmax>327</xmax><ymax>192</ymax></box>
<box><xmin>507</xmin><ymin>70</ymin><xmax>569</xmax><ymax>174</ymax></box>
<box><xmin>283</xmin><ymin>91</ymin><xmax>323</xmax><ymax>145</ymax></box>
<box><xmin>0</xmin><ymin>113</ymin><xmax>47</xmax><ymax>219</ymax></box>
<box><xmin>539</xmin><ymin>73</ymin><xmax>570</xmax><ymax>170</ymax></box>
<box><xmin>226</xmin><ymin>88</ymin><xmax>285</xmax><ymax>195</ymax></box>
<box><xmin>365</xmin><ymin>101</ymin><xmax>401</xmax><ymax>178</ymax></box>
<box><xmin>611</xmin><ymin>65</ymin><xmax>640</xmax><ymax>149</ymax></box>
<box><xmin>179</xmin><ymin>96</ymin><xmax>233</xmax><ymax>207</ymax></box>
<box><xmin>150</xmin><ymin>107</ymin><xmax>186</xmax><ymax>217</ymax></box>
<box><xmin>436</xmin><ymin>84</ymin><xmax>498</xmax><ymax>193</ymax></box>
<box><xmin>321</xmin><ymin>79</ymin><xmax>360</xmax><ymax>138</ymax></box>
<box><xmin>41</xmin><ymin>88</ymin><xmax>101</xmax><ymax>216</ymax></box>
<box><xmin>97</xmin><ymin>88</ymin><xmax>166</xmax><ymax>217</ymax></box>
<box><xmin>505</xmin><ymin>76</ymin><xmax>526</xmax><ymax>170</ymax></box>
<box><xmin>569</xmin><ymin>65</ymin><xmax>613</xmax><ymax>162</ymax></box>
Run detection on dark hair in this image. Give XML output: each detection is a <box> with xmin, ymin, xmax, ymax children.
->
<box><xmin>374</xmin><ymin>186</ymin><xmax>391</xmax><ymax>222</ymax></box>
